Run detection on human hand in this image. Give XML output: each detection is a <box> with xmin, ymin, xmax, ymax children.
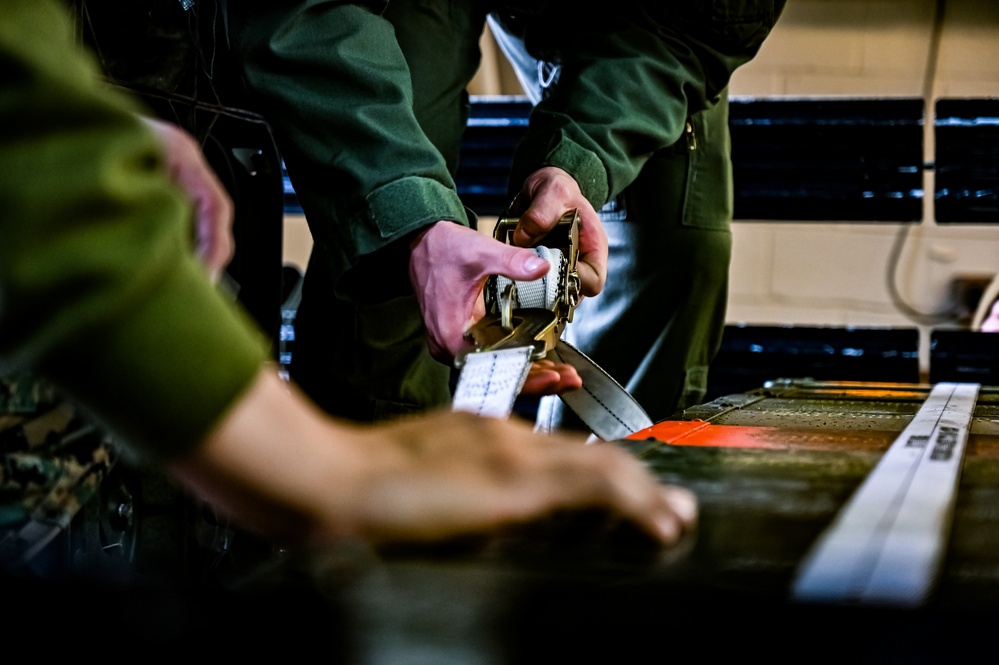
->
<box><xmin>342</xmin><ymin>409</ymin><xmax>697</xmax><ymax>546</ymax></box>
<box><xmin>408</xmin><ymin>222</ymin><xmax>542</xmax><ymax>359</ymax></box>
<box><xmin>172</xmin><ymin>370</ymin><xmax>697</xmax><ymax>549</ymax></box>
<box><xmin>142</xmin><ymin>117</ymin><xmax>234</xmax><ymax>283</ymax></box>
<box><xmin>409</xmin><ymin>222</ymin><xmax>583</xmax><ymax>396</ymax></box>
<box><xmin>509</xmin><ymin>166</ymin><xmax>608</xmax><ymax>297</ymax></box>
<box><xmin>521</xmin><ymin>358</ymin><xmax>583</xmax><ymax>397</ymax></box>
<box><xmin>409</xmin><ymin>221</ymin><xmax>589</xmax><ymax>396</ymax></box>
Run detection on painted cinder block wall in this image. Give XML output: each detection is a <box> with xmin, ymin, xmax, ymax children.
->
<box><xmin>286</xmin><ymin>0</ymin><xmax>999</xmax><ymax>372</ymax></box>
<box><xmin>722</xmin><ymin>0</ymin><xmax>999</xmax><ymax>373</ymax></box>
<box><xmin>472</xmin><ymin>0</ymin><xmax>999</xmax><ymax>372</ymax></box>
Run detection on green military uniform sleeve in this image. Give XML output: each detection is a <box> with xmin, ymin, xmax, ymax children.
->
<box><xmin>0</xmin><ymin>0</ymin><xmax>270</xmax><ymax>461</ymax></box>
<box><xmin>510</xmin><ymin>1</ymin><xmax>786</xmax><ymax>207</ymax></box>
<box><xmin>226</xmin><ymin>0</ymin><xmax>471</xmax><ymax>296</ymax></box>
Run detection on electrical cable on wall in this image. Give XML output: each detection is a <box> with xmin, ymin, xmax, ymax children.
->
<box><xmin>886</xmin><ymin>224</ymin><xmax>956</xmax><ymax>325</ymax></box>
<box><xmin>885</xmin><ymin>0</ymin><xmax>956</xmax><ymax>326</ymax></box>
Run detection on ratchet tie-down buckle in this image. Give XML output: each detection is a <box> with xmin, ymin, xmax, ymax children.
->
<box><xmin>451</xmin><ymin>210</ymin><xmax>653</xmax><ymax>439</ymax></box>
<box><xmin>455</xmin><ymin>209</ymin><xmax>581</xmax><ymax>367</ymax></box>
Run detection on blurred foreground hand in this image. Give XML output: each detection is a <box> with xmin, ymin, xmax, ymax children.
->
<box><xmin>142</xmin><ymin>117</ymin><xmax>235</xmax><ymax>283</ymax></box>
<box><xmin>170</xmin><ymin>368</ymin><xmax>696</xmax><ymax>549</ymax></box>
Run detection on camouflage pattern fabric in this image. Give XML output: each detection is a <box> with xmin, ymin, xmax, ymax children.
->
<box><xmin>0</xmin><ymin>372</ymin><xmax>117</xmax><ymax>575</ymax></box>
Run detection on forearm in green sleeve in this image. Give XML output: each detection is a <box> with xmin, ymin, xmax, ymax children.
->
<box><xmin>38</xmin><ymin>253</ymin><xmax>271</xmax><ymax>463</ymax></box>
<box><xmin>511</xmin><ymin>2</ymin><xmax>784</xmax><ymax>205</ymax></box>
<box><xmin>0</xmin><ymin>0</ymin><xmax>270</xmax><ymax>461</ymax></box>
<box><xmin>225</xmin><ymin>0</ymin><xmax>469</xmax><ymax>287</ymax></box>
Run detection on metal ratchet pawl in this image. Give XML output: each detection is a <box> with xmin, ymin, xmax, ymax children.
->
<box><xmin>456</xmin><ymin>284</ymin><xmax>559</xmax><ymax>367</ymax></box>
<box><xmin>490</xmin><ymin>209</ymin><xmax>581</xmax><ymax>329</ymax></box>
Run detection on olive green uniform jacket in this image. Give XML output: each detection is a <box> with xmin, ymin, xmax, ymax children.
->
<box><xmin>499</xmin><ymin>1</ymin><xmax>786</xmax><ymax>423</ymax></box>
<box><xmin>0</xmin><ymin>0</ymin><xmax>269</xmax><ymax>461</ymax></box>
<box><xmin>224</xmin><ymin>0</ymin><xmax>784</xmax><ymax>421</ymax></box>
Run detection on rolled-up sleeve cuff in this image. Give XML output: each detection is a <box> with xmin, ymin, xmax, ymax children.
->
<box><xmin>511</xmin><ymin>136</ymin><xmax>609</xmax><ymax>210</ymax></box>
<box><xmin>354</xmin><ymin>175</ymin><xmax>470</xmax><ymax>251</ymax></box>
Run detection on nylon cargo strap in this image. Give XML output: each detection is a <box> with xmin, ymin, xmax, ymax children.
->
<box><xmin>451</xmin><ymin>212</ymin><xmax>652</xmax><ymax>440</ymax></box>
<box><xmin>792</xmin><ymin>381</ymin><xmax>980</xmax><ymax>607</ymax></box>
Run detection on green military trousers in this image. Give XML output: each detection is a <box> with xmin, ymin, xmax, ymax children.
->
<box><xmin>538</xmin><ymin>97</ymin><xmax>734</xmax><ymax>428</ymax></box>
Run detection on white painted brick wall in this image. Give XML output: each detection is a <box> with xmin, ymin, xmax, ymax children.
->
<box><xmin>288</xmin><ymin>1</ymin><xmax>999</xmax><ymax>373</ymax></box>
<box><xmin>727</xmin><ymin>0</ymin><xmax>999</xmax><ymax>373</ymax></box>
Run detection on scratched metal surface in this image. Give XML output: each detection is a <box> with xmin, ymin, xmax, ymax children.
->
<box><xmin>614</xmin><ymin>380</ymin><xmax>999</xmax><ymax>605</ymax></box>
<box><xmin>681</xmin><ymin>379</ymin><xmax>999</xmax><ymax>437</ymax></box>
<box><xmin>252</xmin><ymin>381</ymin><xmax>999</xmax><ymax>663</ymax></box>
<box><xmin>32</xmin><ymin>380</ymin><xmax>991</xmax><ymax>659</ymax></box>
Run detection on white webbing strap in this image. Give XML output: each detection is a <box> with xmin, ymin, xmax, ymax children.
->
<box><xmin>548</xmin><ymin>340</ymin><xmax>653</xmax><ymax>441</ymax></box>
<box><xmin>492</xmin><ymin>246</ymin><xmax>563</xmax><ymax>311</ymax></box>
<box><xmin>792</xmin><ymin>382</ymin><xmax>980</xmax><ymax>607</ymax></box>
<box><xmin>451</xmin><ymin>347</ymin><xmax>534</xmax><ymax>419</ymax></box>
